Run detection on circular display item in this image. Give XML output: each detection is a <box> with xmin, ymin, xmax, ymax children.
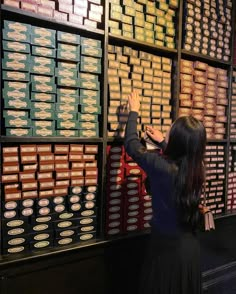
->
<box><xmin>84</xmin><ymin>201</ymin><xmax>95</xmax><ymax>209</ymax></box>
<box><xmin>69</xmin><ymin>195</ymin><xmax>80</xmax><ymax>203</ymax></box>
<box><xmin>54</xmin><ymin>204</ymin><xmax>66</xmax><ymax>213</ymax></box>
<box><xmin>107</xmin><ymin>228</ymin><xmax>120</xmax><ymax>235</ymax></box>
<box><xmin>34</xmin><ymin>241</ymin><xmax>50</xmax><ymax>249</ymax></box>
<box><xmin>5</xmin><ymin>201</ymin><xmax>18</xmax><ymax>210</ymax></box>
<box><xmin>39</xmin><ymin>207</ymin><xmax>50</xmax><ymax>216</ymax></box>
<box><xmin>22</xmin><ymin>208</ymin><xmax>34</xmax><ymax>217</ymax></box>
<box><xmin>70</xmin><ymin>203</ymin><xmax>82</xmax><ymax>211</ymax></box>
<box><xmin>71</xmin><ymin>186</ymin><xmax>83</xmax><ymax>194</ymax></box>
<box><xmin>22</xmin><ymin>199</ymin><xmax>34</xmax><ymax>208</ymax></box>
<box><xmin>53</xmin><ymin>196</ymin><xmax>64</xmax><ymax>205</ymax></box>
<box><xmin>84</xmin><ymin>192</ymin><xmax>96</xmax><ymax>201</ymax></box>
<box><xmin>87</xmin><ymin>186</ymin><xmax>97</xmax><ymax>193</ymax></box>
<box><xmin>81</xmin><ymin>210</ymin><xmax>95</xmax><ymax>217</ymax></box>
<box><xmin>34</xmin><ymin>233</ymin><xmax>50</xmax><ymax>241</ymax></box>
<box><xmin>38</xmin><ymin>198</ymin><xmax>50</xmax><ymax>207</ymax></box>
<box><xmin>79</xmin><ymin>233</ymin><xmax>94</xmax><ymax>241</ymax></box>
<box><xmin>4</xmin><ymin>210</ymin><xmax>17</xmax><ymax>219</ymax></box>
<box><xmin>58</xmin><ymin>238</ymin><xmax>73</xmax><ymax>246</ymax></box>
<box><xmin>8</xmin><ymin>246</ymin><xmax>25</xmax><ymax>254</ymax></box>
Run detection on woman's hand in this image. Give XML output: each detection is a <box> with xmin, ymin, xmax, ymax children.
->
<box><xmin>146</xmin><ymin>126</ymin><xmax>164</xmax><ymax>143</ymax></box>
<box><xmin>128</xmin><ymin>91</ymin><xmax>140</xmax><ymax>113</ymax></box>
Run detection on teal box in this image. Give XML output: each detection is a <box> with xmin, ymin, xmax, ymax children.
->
<box><xmin>31</xmin><ymin>75</ymin><xmax>55</xmax><ymax>84</ymax></box>
<box><xmin>4</xmin><ymin>98</ymin><xmax>31</xmax><ymax>109</ymax></box>
<box><xmin>79</xmin><ymin>121</ymin><xmax>98</xmax><ymax>130</ymax></box>
<box><xmin>55</xmin><ymin>68</ymin><xmax>78</xmax><ymax>79</ymax></box>
<box><xmin>4</xmin><ymin>51</ymin><xmax>30</xmax><ymax>62</ymax></box>
<box><xmin>32</xmin><ymin>120</ymin><xmax>55</xmax><ymax>129</ymax></box>
<box><xmin>5</xmin><ymin>117</ymin><xmax>31</xmax><ymax>128</ymax></box>
<box><xmin>81</xmin><ymin>104</ymin><xmax>101</xmax><ymax>114</ymax></box>
<box><xmin>55</xmin><ymin>103</ymin><xmax>78</xmax><ymax>113</ymax></box>
<box><xmin>32</xmin><ymin>82</ymin><xmax>56</xmax><ymax>93</ymax></box>
<box><xmin>31</xmin><ymin>109</ymin><xmax>54</xmax><ymax>120</ymax></box>
<box><xmin>57</xmin><ymin>31</ymin><xmax>80</xmax><ymax>44</ymax></box>
<box><xmin>31</xmin><ymin>26</ymin><xmax>55</xmax><ymax>38</ymax></box>
<box><xmin>80</xmin><ymin>63</ymin><xmax>101</xmax><ymax>74</ymax></box>
<box><xmin>81</xmin><ymin>56</ymin><xmax>100</xmax><ymax>65</ymax></box>
<box><xmin>3</xmin><ymin>110</ymin><xmax>29</xmax><ymax>118</ymax></box>
<box><xmin>2</xmin><ymin>29</ymin><xmax>30</xmax><ymax>43</ymax></box>
<box><xmin>57</xmin><ymin>88</ymin><xmax>79</xmax><ymax>96</ymax></box>
<box><xmin>57</xmin><ymin>43</ymin><xmax>79</xmax><ymax>53</ymax></box>
<box><xmin>31</xmin><ymin>92</ymin><xmax>56</xmax><ymax>103</ymax></box>
<box><xmin>57</xmin><ymin>112</ymin><xmax>77</xmax><ymax>121</ymax></box>
<box><xmin>2</xmin><ymin>60</ymin><xmax>30</xmax><ymax>72</ymax></box>
<box><xmin>32</xmin><ymin>46</ymin><xmax>56</xmax><ymax>58</ymax></box>
<box><xmin>80</xmin><ymin>89</ymin><xmax>100</xmax><ymax>99</ymax></box>
<box><xmin>56</xmin><ymin>130</ymin><xmax>79</xmax><ymax>137</ymax></box>
<box><xmin>4</xmin><ymin>81</ymin><xmax>29</xmax><ymax>92</ymax></box>
<box><xmin>78</xmin><ymin>113</ymin><xmax>98</xmax><ymax>122</ymax></box>
<box><xmin>81</xmin><ymin>46</ymin><xmax>102</xmax><ymax>57</ymax></box>
<box><xmin>57</xmin><ymin>95</ymin><xmax>79</xmax><ymax>104</ymax></box>
<box><xmin>79</xmin><ymin>73</ymin><xmax>99</xmax><ymax>81</ymax></box>
<box><xmin>3</xmin><ymin>40</ymin><xmax>31</xmax><ymax>53</ymax></box>
<box><xmin>56</xmin><ymin>120</ymin><xmax>79</xmax><ymax>130</ymax></box>
<box><xmin>80</xmin><ymin>96</ymin><xmax>100</xmax><ymax>105</ymax></box>
<box><xmin>6</xmin><ymin>128</ymin><xmax>33</xmax><ymax>137</ymax></box>
<box><xmin>2</xmin><ymin>71</ymin><xmax>30</xmax><ymax>81</ymax></box>
<box><xmin>80</xmin><ymin>79</ymin><xmax>100</xmax><ymax>90</ymax></box>
<box><xmin>57</xmin><ymin>49</ymin><xmax>80</xmax><ymax>61</ymax></box>
<box><xmin>2</xmin><ymin>88</ymin><xmax>29</xmax><ymax>100</ymax></box>
<box><xmin>32</xmin><ymin>128</ymin><xmax>56</xmax><ymax>137</ymax></box>
<box><xmin>31</xmin><ymin>35</ymin><xmax>56</xmax><ymax>48</ymax></box>
<box><xmin>31</xmin><ymin>56</ymin><xmax>55</xmax><ymax>67</ymax></box>
<box><xmin>57</xmin><ymin>77</ymin><xmax>80</xmax><ymax>88</ymax></box>
<box><xmin>57</xmin><ymin>61</ymin><xmax>78</xmax><ymax>70</ymax></box>
<box><xmin>32</xmin><ymin>102</ymin><xmax>55</xmax><ymax>111</ymax></box>
<box><xmin>4</xmin><ymin>20</ymin><xmax>31</xmax><ymax>34</ymax></box>
<box><xmin>81</xmin><ymin>37</ymin><xmax>101</xmax><ymax>48</ymax></box>
<box><xmin>79</xmin><ymin>129</ymin><xmax>99</xmax><ymax>137</ymax></box>
<box><xmin>30</xmin><ymin>64</ymin><xmax>55</xmax><ymax>76</ymax></box>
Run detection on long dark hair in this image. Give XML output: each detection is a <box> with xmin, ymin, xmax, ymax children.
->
<box><xmin>164</xmin><ymin>116</ymin><xmax>206</xmax><ymax>228</ymax></box>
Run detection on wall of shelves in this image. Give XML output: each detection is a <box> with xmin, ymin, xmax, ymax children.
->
<box><xmin>0</xmin><ymin>0</ymin><xmax>236</xmax><ymax>264</ymax></box>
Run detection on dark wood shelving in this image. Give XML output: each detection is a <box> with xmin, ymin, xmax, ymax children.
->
<box><xmin>1</xmin><ymin>4</ymin><xmax>105</xmax><ymax>36</ymax></box>
<box><xmin>0</xmin><ymin>136</ymin><xmax>104</xmax><ymax>143</ymax></box>
<box><xmin>181</xmin><ymin>49</ymin><xmax>231</xmax><ymax>67</ymax></box>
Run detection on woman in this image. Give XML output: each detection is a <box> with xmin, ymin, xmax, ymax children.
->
<box><xmin>124</xmin><ymin>91</ymin><xmax>206</xmax><ymax>294</ymax></box>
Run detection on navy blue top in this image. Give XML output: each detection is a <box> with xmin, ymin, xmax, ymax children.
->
<box><xmin>124</xmin><ymin>111</ymin><xmax>181</xmax><ymax>236</ymax></box>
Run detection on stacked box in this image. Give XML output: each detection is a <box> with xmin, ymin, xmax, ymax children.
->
<box><xmin>109</xmin><ymin>0</ymin><xmax>178</xmax><ymax>48</ymax></box>
<box><xmin>108</xmin><ymin>44</ymin><xmax>172</xmax><ymax>138</ymax></box>
<box><xmin>1</xmin><ymin>144</ymin><xmax>99</xmax><ymax>254</ymax></box>
<box><xmin>203</xmin><ymin>144</ymin><xmax>226</xmax><ymax>215</ymax></box>
<box><xmin>2</xmin><ymin>21</ymin><xmax>102</xmax><ymax>137</ymax></box>
<box><xmin>179</xmin><ymin>59</ymin><xmax>228</xmax><ymax>140</ymax></box>
<box><xmin>106</xmin><ymin>145</ymin><xmax>152</xmax><ymax>236</ymax></box>
<box><xmin>230</xmin><ymin>71</ymin><xmax>236</xmax><ymax>139</ymax></box>
<box><xmin>2</xmin><ymin>0</ymin><xmax>104</xmax><ymax>30</ymax></box>
<box><xmin>183</xmin><ymin>0</ymin><xmax>232</xmax><ymax>61</ymax></box>
<box><xmin>227</xmin><ymin>145</ymin><xmax>236</xmax><ymax>211</ymax></box>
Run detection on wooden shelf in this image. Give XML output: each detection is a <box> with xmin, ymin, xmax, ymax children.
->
<box><xmin>1</xmin><ymin>4</ymin><xmax>105</xmax><ymax>36</ymax></box>
<box><xmin>0</xmin><ymin>136</ymin><xmax>104</xmax><ymax>143</ymax></box>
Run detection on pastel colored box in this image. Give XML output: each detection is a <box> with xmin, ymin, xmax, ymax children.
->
<box><xmin>2</xmin><ymin>59</ymin><xmax>30</xmax><ymax>72</ymax></box>
<box><xmin>32</xmin><ymin>46</ymin><xmax>56</xmax><ymax>58</ymax></box>
<box><xmin>30</xmin><ymin>64</ymin><xmax>55</xmax><ymax>76</ymax></box>
<box><xmin>2</xmin><ymin>40</ymin><xmax>30</xmax><ymax>53</ymax></box>
<box><xmin>31</xmin><ymin>36</ymin><xmax>55</xmax><ymax>49</ymax></box>
<box><xmin>57</xmin><ymin>50</ymin><xmax>80</xmax><ymax>61</ymax></box>
<box><xmin>80</xmin><ymin>79</ymin><xmax>100</xmax><ymax>90</ymax></box>
<box><xmin>31</xmin><ymin>92</ymin><xmax>56</xmax><ymax>103</ymax></box>
<box><xmin>3</xmin><ymin>20</ymin><xmax>31</xmax><ymax>34</ymax></box>
<box><xmin>57</xmin><ymin>31</ymin><xmax>80</xmax><ymax>44</ymax></box>
<box><xmin>2</xmin><ymin>29</ymin><xmax>30</xmax><ymax>43</ymax></box>
<box><xmin>4</xmin><ymin>98</ymin><xmax>31</xmax><ymax>110</ymax></box>
<box><xmin>4</xmin><ymin>80</ymin><xmax>29</xmax><ymax>92</ymax></box>
<box><xmin>57</xmin><ymin>77</ymin><xmax>80</xmax><ymax>87</ymax></box>
<box><xmin>55</xmin><ymin>68</ymin><xmax>78</xmax><ymax>79</ymax></box>
<box><xmin>81</xmin><ymin>37</ymin><xmax>102</xmax><ymax>48</ymax></box>
<box><xmin>81</xmin><ymin>46</ymin><xmax>102</xmax><ymax>58</ymax></box>
<box><xmin>80</xmin><ymin>62</ymin><xmax>101</xmax><ymax>74</ymax></box>
<box><xmin>3</xmin><ymin>70</ymin><xmax>30</xmax><ymax>81</ymax></box>
<box><xmin>57</xmin><ymin>94</ymin><xmax>78</xmax><ymax>104</ymax></box>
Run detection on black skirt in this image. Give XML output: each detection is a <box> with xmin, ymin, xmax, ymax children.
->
<box><xmin>139</xmin><ymin>230</ymin><xmax>202</xmax><ymax>294</ymax></box>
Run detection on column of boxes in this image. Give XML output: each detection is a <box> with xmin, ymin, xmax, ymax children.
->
<box><xmin>1</xmin><ymin>144</ymin><xmax>98</xmax><ymax>255</ymax></box>
<box><xmin>179</xmin><ymin>59</ymin><xmax>228</xmax><ymax>140</ymax></box>
<box><xmin>109</xmin><ymin>0</ymin><xmax>178</xmax><ymax>49</ymax></box>
<box><xmin>227</xmin><ymin>145</ymin><xmax>236</xmax><ymax>211</ymax></box>
<box><xmin>203</xmin><ymin>144</ymin><xmax>226</xmax><ymax>215</ymax></box>
<box><xmin>108</xmin><ymin>44</ymin><xmax>172</xmax><ymax>138</ymax></box>
<box><xmin>2</xmin><ymin>20</ymin><xmax>102</xmax><ymax>137</ymax></box>
<box><xmin>183</xmin><ymin>0</ymin><xmax>232</xmax><ymax>61</ymax></box>
<box><xmin>2</xmin><ymin>0</ymin><xmax>104</xmax><ymax>30</ymax></box>
<box><xmin>230</xmin><ymin>71</ymin><xmax>236</xmax><ymax>139</ymax></box>
<box><xmin>106</xmin><ymin>145</ymin><xmax>152</xmax><ymax>236</ymax></box>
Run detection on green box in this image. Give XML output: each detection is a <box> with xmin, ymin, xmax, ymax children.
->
<box><xmin>57</xmin><ymin>31</ymin><xmax>80</xmax><ymax>44</ymax></box>
<box><xmin>31</xmin><ymin>35</ymin><xmax>55</xmax><ymax>48</ymax></box>
<box><xmin>3</xmin><ymin>71</ymin><xmax>30</xmax><ymax>81</ymax></box>
<box><xmin>80</xmin><ymin>89</ymin><xmax>100</xmax><ymax>99</ymax></box>
<box><xmin>31</xmin><ymin>56</ymin><xmax>55</xmax><ymax>66</ymax></box>
<box><xmin>32</xmin><ymin>120</ymin><xmax>55</xmax><ymax>129</ymax></box>
<box><xmin>80</xmin><ymin>63</ymin><xmax>101</xmax><ymax>74</ymax></box>
<box><xmin>57</xmin><ymin>88</ymin><xmax>79</xmax><ymax>96</ymax></box>
<box><xmin>31</xmin><ymin>75</ymin><xmax>54</xmax><ymax>84</ymax></box>
<box><xmin>32</xmin><ymin>128</ymin><xmax>56</xmax><ymax>137</ymax></box>
<box><xmin>79</xmin><ymin>129</ymin><xmax>98</xmax><ymax>137</ymax></box>
<box><xmin>57</xmin><ymin>49</ymin><xmax>80</xmax><ymax>61</ymax></box>
<box><xmin>81</xmin><ymin>104</ymin><xmax>101</xmax><ymax>114</ymax></box>
<box><xmin>79</xmin><ymin>121</ymin><xmax>98</xmax><ymax>130</ymax></box>
<box><xmin>79</xmin><ymin>73</ymin><xmax>98</xmax><ymax>81</ymax></box>
<box><xmin>31</xmin><ymin>26</ymin><xmax>55</xmax><ymax>38</ymax></box>
<box><xmin>81</xmin><ymin>37</ymin><xmax>101</xmax><ymax>48</ymax></box>
<box><xmin>3</xmin><ymin>110</ymin><xmax>28</xmax><ymax>119</ymax></box>
<box><xmin>78</xmin><ymin>113</ymin><xmax>98</xmax><ymax>122</ymax></box>
<box><xmin>4</xmin><ymin>98</ymin><xmax>31</xmax><ymax>109</ymax></box>
<box><xmin>56</xmin><ymin>103</ymin><xmax>78</xmax><ymax>113</ymax></box>
<box><xmin>31</xmin><ymin>27</ymin><xmax>55</xmax><ymax>48</ymax></box>
<box><xmin>81</xmin><ymin>56</ymin><xmax>100</xmax><ymax>65</ymax></box>
<box><xmin>56</xmin><ymin>130</ymin><xmax>79</xmax><ymax>137</ymax></box>
<box><xmin>2</xmin><ymin>60</ymin><xmax>30</xmax><ymax>72</ymax></box>
<box><xmin>4</xmin><ymin>51</ymin><xmax>30</xmax><ymax>62</ymax></box>
<box><xmin>5</xmin><ymin>117</ymin><xmax>31</xmax><ymax>128</ymax></box>
<box><xmin>58</xmin><ymin>43</ymin><xmax>79</xmax><ymax>52</ymax></box>
<box><xmin>4</xmin><ymin>20</ymin><xmax>31</xmax><ymax>34</ymax></box>
<box><xmin>56</xmin><ymin>120</ymin><xmax>79</xmax><ymax>130</ymax></box>
<box><xmin>81</xmin><ymin>46</ymin><xmax>102</xmax><ymax>57</ymax></box>
<box><xmin>2</xmin><ymin>88</ymin><xmax>29</xmax><ymax>100</ymax></box>
<box><xmin>32</xmin><ymin>102</ymin><xmax>55</xmax><ymax>111</ymax></box>
<box><xmin>32</xmin><ymin>82</ymin><xmax>56</xmax><ymax>93</ymax></box>
<box><xmin>31</xmin><ymin>92</ymin><xmax>55</xmax><ymax>102</ymax></box>
<box><xmin>2</xmin><ymin>29</ymin><xmax>30</xmax><ymax>43</ymax></box>
<box><xmin>30</xmin><ymin>64</ymin><xmax>55</xmax><ymax>76</ymax></box>
<box><xmin>3</xmin><ymin>40</ymin><xmax>30</xmax><ymax>53</ymax></box>
<box><xmin>6</xmin><ymin>128</ymin><xmax>32</xmax><ymax>137</ymax></box>
<box><xmin>80</xmin><ymin>96</ymin><xmax>100</xmax><ymax>105</ymax></box>
<box><xmin>31</xmin><ymin>109</ymin><xmax>54</xmax><ymax>120</ymax></box>
<box><xmin>4</xmin><ymin>81</ymin><xmax>29</xmax><ymax>92</ymax></box>
<box><xmin>80</xmin><ymin>79</ymin><xmax>100</xmax><ymax>90</ymax></box>
<box><xmin>32</xmin><ymin>46</ymin><xmax>56</xmax><ymax>58</ymax></box>
<box><xmin>57</xmin><ymin>95</ymin><xmax>79</xmax><ymax>104</ymax></box>
<box><xmin>57</xmin><ymin>62</ymin><xmax>78</xmax><ymax>70</ymax></box>
<box><xmin>55</xmin><ymin>68</ymin><xmax>78</xmax><ymax>79</ymax></box>
<box><xmin>57</xmin><ymin>112</ymin><xmax>77</xmax><ymax>120</ymax></box>
<box><xmin>57</xmin><ymin>77</ymin><xmax>80</xmax><ymax>87</ymax></box>
<box><xmin>166</xmin><ymin>27</ymin><xmax>175</xmax><ymax>36</ymax></box>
